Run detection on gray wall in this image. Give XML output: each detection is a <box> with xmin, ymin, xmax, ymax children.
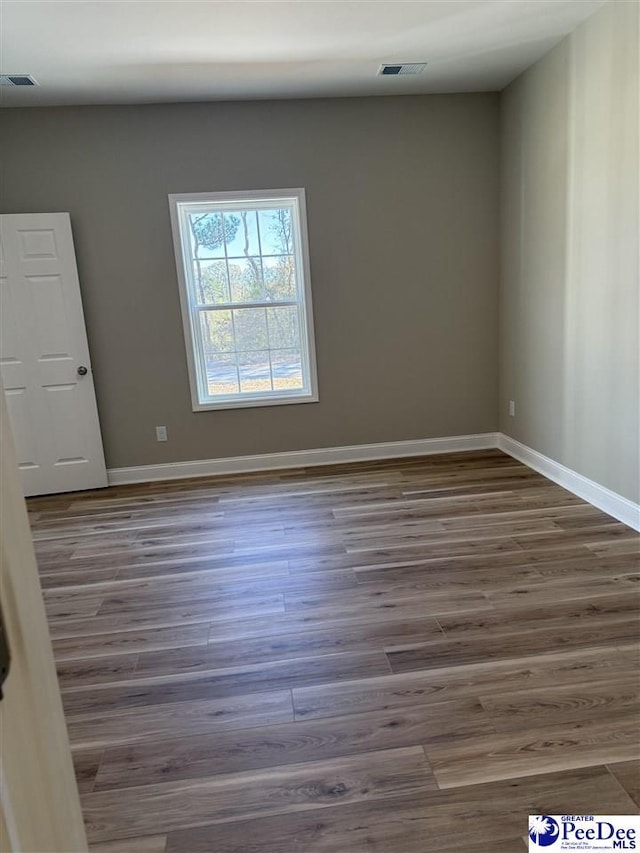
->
<box><xmin>500</xmin><ymin>0</ymin><xmax>639</xmax><ymax>503</ymax></box>
<box><xmin>2</xmin><ymin>95</ymin><xmax>500</xmax><ymax>469</ymax></box>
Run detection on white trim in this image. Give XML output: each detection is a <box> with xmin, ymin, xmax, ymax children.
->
<box><xmin>498</xmin><ymin>434</ymin><xmax>640</xmax><ymax>532</ymax></box>
<box><xmin>107</xmin><ymin>432</ymin><xmax>499</xmax><ymax>485</ymax></box>
<box><xmin>0</xmin><ymin>764</ymin><xmax>21</xmax><ymax>853</ymax></box>
<box><xmin>167</xmin><ymin>187</ymin><xmax>319</xmax><ymax>412</ymax></box>
<box><xmin>106</xmin><ymin>431</ymin><xmax>640</xmax><ymax>533</ymax></box>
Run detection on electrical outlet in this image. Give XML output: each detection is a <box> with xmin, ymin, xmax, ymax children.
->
<box><xmin>508</xmin><ymin>400</ymin><xmax>516</xmax><ymax>417</ymax></box>
<box><xmin>155</xmin><ymin>426</ymin><xmax>168</xmax><ymax>442</ymax></box>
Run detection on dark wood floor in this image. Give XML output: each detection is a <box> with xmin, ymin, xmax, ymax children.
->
<box><xmin>28</xmin><ymin>449</ymin><xmax>640</xmax><ymax>852</ymax></box>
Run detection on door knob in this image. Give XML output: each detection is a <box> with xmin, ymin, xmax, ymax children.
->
<box><xmin>77</xmin><ymin>365</ymin><xmax>88</xmax><ymax>376</ymax></box>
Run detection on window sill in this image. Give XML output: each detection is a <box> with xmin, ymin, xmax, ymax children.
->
<box><xmin>192</xmin><ymin>392</ymin><xmax>319</xmax><ymax>413</ymax></box>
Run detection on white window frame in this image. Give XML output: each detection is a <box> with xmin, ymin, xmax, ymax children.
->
<box><xmin>169</xmin><ymin>188</ymin><xmax>319</xmax><ymax>412</ymax></box>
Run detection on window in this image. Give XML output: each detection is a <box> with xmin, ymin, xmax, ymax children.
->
<box><xmin>169</xmin><ymin>189</ymin><xmax>318</xmax><ymax>411</ymax></box>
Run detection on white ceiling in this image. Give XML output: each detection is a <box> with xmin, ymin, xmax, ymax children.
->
<box><xmin>1</xmin><ymin>0</ymin><xmax>606</xmax><ymax>108</ymax></box>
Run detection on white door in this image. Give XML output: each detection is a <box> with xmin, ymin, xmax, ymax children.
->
<box><xmin>0</xmin><ymin>212</ymin><xmax>107</xmax><ymax>496</ymax></box>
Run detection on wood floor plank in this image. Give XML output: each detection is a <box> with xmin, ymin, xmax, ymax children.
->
<box><xmin>484</xmin><ymin>571</ymin><xmax>639</xmax><ymax>606</ymax></box>
<box><xmin>46</xmin><ymin>595</ymin><xmax>105</xmax><ymax>620</ymax></box>
<box><xmin>283</xmin><ymin>583</ymin><xmax>488</xmax><ymax>613</ymax></box>
<box><xmin>89</xmin><ymin>836</ymin><xmax>167</xmax><ymax>853</ymax></box>
<box><xmin>427</xmin><ymin>714</ymin><xmax>640</xmax><ymax>788</ymax></box>
<box><xmin>163</xmin><ymin>766</ymin><xmax>638</xmax><ymax>853</ymax></box>
<box><xmin>29</xmin><ymin>450</ymin><xmax>639</xmax><ymax>849</ymax></box>
<box><xmin>533</xmin><ymin>552</ymin><xmax>639</xmax><ymax>578</ymax></box>
<box><xmin>344</xmin><ymin>536</ymin><xmax>525</xmax><ymax>558</ymax></box>
<box><xmin>344</xmin><ymin>519</ymin><xmax>560</xmax><ymax>551</ymax></box>
<box><xmin>135</xmin><ymin>618</ymin><xmax>442</xmax><ymax>675</ymax></box>
<box><xmin>57</xmin><ymin>653</ymin><xmax>139</xmax><ymax>688</ymax></box>
<box><xmin>61</xmin><ymin>651</ymin><xmax>391</xmax><ymax>717</ymax></box>
<box><xmin>437</xmin><ymin>594</ymin><xmax>640</xmax><ymax>639</ymax></box>
<box><xmin>71</xmin><ymin>538</ymin><xmax>235</xmax><ymax>562</ymax></box>
<box><xmin>32</xmin><ymin>512</ymin><xmax>227</xmax><ymax>540</ymax></box>
<box><xmin>53</xmin><ymin>623</ymin><xmax>211</xmax><ymax>661</ymax></box>
<box><xmin>293</xmin><ymin>645</ymin><xmax>637</xmax><ymax>720</ymax></box>
<box><xmin>43</xmin><ymin>563</ymin><xmax>295</xmax><ymax>601</ymax></box>
<box><xmin>93</xmin><ymin>698</ymin><xmax>492</xmax><ymax>791</ymax></box>
<box><xmin>437</xmin><ymin>503</ymin><xmax>604</xmax><ymax>529</ymax></box>
<box><xmin>202</xmin><ymin>594</ymin><xmax>488</xmax><ymax>643</ymax></box>
<box><xmin>51</xmin><ymin>568</ymin><xmax>357</xmax><ymax>611</ymax></box>
<box><xmin>73</xmin><ymin>748</ymin><xmax>104</xmax><ymax>794</ymax></box>
<box><xmin>44</xmin><ymin>554</ymin><xmax>291</xmax><ymax>584</ymax></box>
<box><xmin>83</xmin><ymin>746</ymin><xmax>436</xmax><ymax>843</ymax></box>
<box><xmin>386</xmin><ymin>619</ymin><xmax>640</xmax><ymax>674</ymax></box>
<box><xmin>291</xmin><ymin>541</ymin><xmax>620</xmax><ymax>577</ymax></box>
<box><xmin>588</xmin><ymin>538</ymin><xmax>640</xmax><ymax>556</ymax></box>
<box><xmin>514</xmin><ymin>527</ymin><xmax>638</xmax><ymax>555</ymax></box>
<box><xmin>41</xmin><ymin>567</ymin><xmax>120</xmax><ymax>588</ymax></box>
<box><xmin>49</xmin><ymin>593</ymin><xmax>285</xmax><ymax>638</ymax></box>
<box><xmin>608</xmin><ymin>760</ymin><xmax>640</xmax><ymax>807</ymax></box>
<box><xmin>113</xmin><ymin>556</ymin><xmax>290</xmax><ymax>583</ymax></box>
<box><xmin>353</xmin><ymin>562</ymin><xmax>545</xmax><ymax>590</ymax></box>
<box><xmin>332</xmin><ymin>489</ymin><xmax>547</xmax><ymax>522</ymax></box>
<box><xmin>479</xmin><ymin>678</ymin><xmax>640</xmax><ymax>731</ymax></box>
<box><xmin>67</xmin><ymin>690</ymin><xmax>294</xmax><ymax>750</ymax></box>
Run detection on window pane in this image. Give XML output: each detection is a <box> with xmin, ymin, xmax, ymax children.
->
<box><xmin>189</xmin><ymin>212</ymin><xmax>230</xmax><ymax>259</ymax></box>
<box><xmin>266</xmin><ymin>305</ymin><xmax>300</xmax><ymax>349</ymax></box>
<box><xmin>238</xmin><ymin>351</ymin><xmax>272</xmax><ymax>393</ymax></box>
<box><xmin>225</xmin><ymin>210</ymin><xmax>260</xmax><ymax>257</ymax></box>
<box><xmin>234</xmin><ymin>308</ymin><xmax>268</xmax><ymax>352</ymax></box>
<box><xmin>206</xmin><ymin>352</ymin><xmax>239</xmax><ymax>396</ymax></box>
<box><xmin>199</xmin><ymin>310</ymin><xmax>234</xmax><ymax>354</ymax></box>
<box><xmin>229</xmin><ymin>258</ymin><xmax>264</xmax><ymax>303</ymax></box>
<box><xmin>193</xmin><ymin>260</ymin><xmax>229</xmax><ymax>305</ymax></box>
<box><xmin>258</xmin><ymin>208</ymin><xmax>293</xmax><ymax>255</ymax></box>
<box><xmin>263</xmin><ymin>255</ymin><xmax>296</xmax><ymax>300</ymax></box>
<box><xmin>270</xmin><ymin>348</ymin><xmax>303</xmax><ymax>391</ymax></box>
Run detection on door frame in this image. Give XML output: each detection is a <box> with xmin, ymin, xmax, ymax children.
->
<box><xmin>0</xmin><ymin>382</ymin><xmax>87</xmax><ymax>852</ymax></box>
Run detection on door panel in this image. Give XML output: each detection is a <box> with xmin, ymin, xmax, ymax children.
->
<box><xmin>18</xmin><ymin>226</ymin><xmax>59</xmax><ymax>259</ymax></box>
<box><xmin>44</xmin><ymin>382</ymin><xmax>92</xmax><ymax>464</ymax></box>
<box><xmin>4</xmin><ymin>387</ymin><xmax>40</xmax><ymax>468</ymax></box>
<box><xmin>0</xmin><ymin>213</ymin><xmax>107</xmax><ymax>496</ymax></box>
<box><xmin>29</xmin><ymin>273</ymin><xmax>74</xmax><ymax>355</ymax></box>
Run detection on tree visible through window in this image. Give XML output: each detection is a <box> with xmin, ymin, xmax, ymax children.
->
<box><xmin>169</xmin><ymin>190</ymin><xmax>318</xmax><ymax>411</ymax></box>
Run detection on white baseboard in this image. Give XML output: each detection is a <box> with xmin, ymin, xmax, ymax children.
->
<box><xmin>107</xmin><ymin>432</ymin><xmax>500</xmax><ymax>486</ymax></box>
<box><xmin>106</xmin><ymin>430</ymin><xmax>639</xmax><ymax>532</ymax></box>
<box><xmin>498</xmin><ymin>433</ymin><xmax>640</xmax><ymax>532</ymax></box>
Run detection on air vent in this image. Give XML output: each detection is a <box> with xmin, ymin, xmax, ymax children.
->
<box><xmin>379</xmin><ymin>63</ymin><xmax>427</xmax><ymax>76</ymax></box>
<box><xmin>0</xmin><ymin>75</ymin><xmax>38</xmax><ymax>87</ymax></box>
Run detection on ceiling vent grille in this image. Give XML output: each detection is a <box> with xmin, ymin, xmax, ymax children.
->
<box><xmin>0</xmin><ymin>75</ymin><xmax>38</xmax><ymax>87</ymax></box>
<box><xmin>379</xmin><ymin>63</ymin><xmax>427</xmax><ymax>76</ymax></box>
